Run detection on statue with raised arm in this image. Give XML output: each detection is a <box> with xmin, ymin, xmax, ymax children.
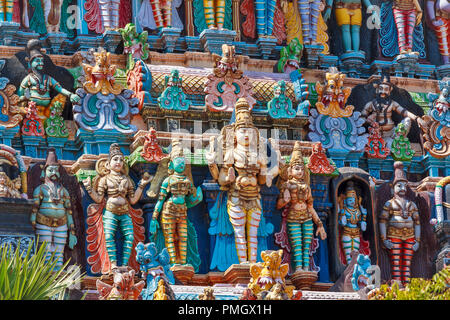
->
<box><xmin>83</xmin><ymin>143</ymin><xmax>152</xmax><ymax>274</ymax></box>
<box><xmin>275</xmin><ymin>141</ymin><xmax>327</xmax><ymax>272</ymax></box>
<box><xmin>323</xmin><ymin>0</ymin><xmax>379</xmax><ymax>52</ymax></box>
<box><xmin>379</xmin><ymin>161</ymin><xmax>420</xmax><ymax>285</ymax></box>
<box><xmin>30</xmin><ymin>148</ymin><xmax>77</xmax><ymax>270</ymax></box>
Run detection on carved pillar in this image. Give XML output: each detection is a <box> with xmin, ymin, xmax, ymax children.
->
<box><xmin>232</xmin><ymin>0</ymin><xmax>241</xmax><ymax>41</ymax></box>
<box><xmin>185</xmin><ymin>0</ymin><xmax>195</xmax><ymax>36</ymax></box>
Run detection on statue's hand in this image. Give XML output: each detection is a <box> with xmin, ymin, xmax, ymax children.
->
<box><xmin>360</xmin><ymin>221</ymin><xmax>367</xmax><ymax>232</ymax></box>
<box><xmin>316</xmin><ymin>226</ymin><xmax>327</xmax><ymax>240</ymax></box>
<box><xmin>340</xmin><ymin>216</ymin><xmax>347</xmax><ymax>226</ymax></box>
<box><xmin>383</xmin><ymin>239</ymin><xmax>393</xmax><ymax>250</ymax></box>
<box><xmin>432</xmin><ymin>19</ymin><xmax>444</xmax><ymax>27</ymax></box>
<box><xmin>68</xmin><ymin>234</ymin><xmax>77</xmax><ymax>250</ymax></box>
<box><xmin>82</xmin><ymin>178</ymin><xmax>91</xmax><ymax>191</ymax></box>
<box><xmin>323</xmin><ymin>8</ymin><xmax>332</xmax><ymax>22</ymax></box>
<box><xmin>412</xmin><ymin>240</ymin><xmax>420</xmax><ymax>252</ymax></box>
<box><xmin>266</xmin><ymin>174</ymin><xmax>273</xmax><ymax>188</ymax></box>
<box><xmin>70</xmin><ymin>94</ymin><xmax>80</xmax><ymax>104</ymax></box>
<box><xmin>140</xmin><ymin>172</ymin><xmax>153</xmax><ymax>186</ymax></box>
<box><xmin>283</xmin><ymin>188</ymin><xmax>291</xmax><ymax>203</ymax></box>
<box><xmin>149</xmin><ymin>219</ymin><xmax>159</xmax><ymax>235</ymax></box>
<box><xmin>227</xmin><ymin>167</ymin><xmax>235</xmax><ymax>183</ymax></box>
<box><xmin>416</xmin><ymin>11</ymin><xmax>423</xmax><ymax>26</ymax></box>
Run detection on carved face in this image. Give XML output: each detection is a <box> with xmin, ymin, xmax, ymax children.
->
<box><xmin>377</xmin><ymin>83</ymin><xmax>392</xmax><ymax>99</ymax></box>
<box><xmin>171</xmin><ymin>156</ymin><xmax>186</xmax><ymax>174</ymax></box>
<box><xmin>45</xmin><ymin>165</ymin><xmax>60</xmax><ymax>181</ymax></box>
<box><xmin>322</xmin><ymin>75</ymin><xmax>346</xmax><ymax>109</ymax></box>
<box><xmin>394</xmin><ymin>181</ymin><xmax>407</xmax><ymax>197</ymax></box>
<box><xmin>235</xmin><ymin>127</ymin><xmax>257</xmax><ymax>148</ymax></box>
<box><xmin>289</xmin><ymin>163</ymin><xmax>304</xmax><ymax>180</ymax></box>
<box><xmin>109</xmin><ymin>155</ymin><xmax>124</xmax><ymax>173</ymax></box>
<box><xmin>345</xmin><ymin>195</ymin><xmax>356</xmax><ymax>208</ymax></box>
<box><xmin>31</xmin><ymin>56</ymin><xmax>44</xmax><ymax>71</ymax></box>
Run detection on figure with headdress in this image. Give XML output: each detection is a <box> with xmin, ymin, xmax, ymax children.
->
<box><xmin>83</xmin><ymin>143</ymin><xmax>153</xmax><ymax>274</ymax></box>
<box><xmin>338</xmin><ymin>181</ymin><xmax>367</xmax><ymax>265</ymax></box>
<box><xmin>379</xmin><ymin>161</ymin><xmax>420</xmax><ymax>285</ymax></box>
<box><xmin>30</xmin><ymin>148</ymin><xmax>77</xmax><ymax>270</ymax></box>
<box><xmin>17</xmin><ymin>39</ymin><xmax>79</xmax><ymax>120</ymax></box>
<box><xmin>149</xmin><ymin>138</ymin><xmax>203</xmax><ymax>266</ymax></box>
<box><xmin>275</xmin><ymin>141</ymin><xmax>326</xmax><ymax>272</ymax></box>
<box><xmin>206</xmin><ymin>97</ymin><xmax>274</xmax><ymax>265</ymax></box>
<box><xmin>360</xmin><ymin>73</ymin><xmax>418</xmax><ymax>149</ymax></box>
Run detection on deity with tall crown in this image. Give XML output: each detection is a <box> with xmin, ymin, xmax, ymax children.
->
<box><xmin>275</xmin><ymin>141</ymin><xmax>326</xmax><ymax>272</ymax></box>
<box><xmin>207</xmin><ymin>97</ymin><xmax>273</xmax><ymax>264</ymax></box>
<box><xmin>83</xmin><ymin>143</ymin><xmax>152</xmax><ymax>274</ymax></box>
<box><xmin>149</xmin><ymin>138</ymin><xmax>203</xmax><ymax>266</ymax></box>
<box><xmin>338</xmin><ymin>181</ymin><xmax>368</xmax><ymax>265</ymax></box>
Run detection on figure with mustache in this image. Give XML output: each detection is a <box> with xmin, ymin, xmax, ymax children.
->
<box><xmin>30</xmin><ymin>148</ymin><xmax>77</xmax><ymax>270</ymax></box>
<box><xmin>361</xmin><ymin>74</ymin><xmax>418</xmax><ymax>148</ymax></box>
<box><xmin>379</xmin><ymin>161</ymin><xmax>420</xmax><ymax>285</ymax></box>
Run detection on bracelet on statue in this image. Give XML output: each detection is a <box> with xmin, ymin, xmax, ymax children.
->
<box><xmin>325</xmin><ymin>4</ymin><xmax>332</xmax><ymax>10</ymax></box>
<box><xmin>415</xmin><ymin>238</ymin><xmax>420</xmax><ymax>243</ymax></box>
<box><xmin>380</xmin><ymin>235</ymin><xmax>386</xmax><ymax>241</ymax></box>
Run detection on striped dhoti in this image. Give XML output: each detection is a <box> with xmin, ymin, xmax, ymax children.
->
<box><xmin>393</xmin><ymin>8</ymin><xmax>416</xmax><ymax>53</ymax></box>
<box><xmin>388</xmin><ymin>237</ymin><xmax>415</xmax><ymax>284</ymax></box>
<box><xmin>103</xmin><ymin>210</ymin><xmax>134</xmax><ymax>266</ymax></box>
<box><xmin>99</xmin><ymin>0</ymin><xmax>121</xmax><ymax>29</ymax></box>
<box><xmin>287</xmin><ymin>220</ymin><xmax>313</xmax><ymax>271</ymax></box>
<box><xmin>36</xmin><ymin>223</ymin><xmax>68</xmax><ymax>270</ymax></box>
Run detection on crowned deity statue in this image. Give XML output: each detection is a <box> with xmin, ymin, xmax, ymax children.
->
<box><xmin>426</xmin><ymin>0</ymin><xmax>450</xmax><ymax>64</ymax></box>
<box><xmin>30</xmin><ymin>148</ymin><xmax>77</xmax><ymax>270</ymax></box>
<box><xmin>323</xmin><ymin>0</ymin><xmax>379</xmax><ymax>52</ymax></box>
<box><xmin>207</xmin><ymin>97</ymin><xmax>273</xmax><ymax>264</ymax></box>
<box><xmin>392</xmin><ymin>0</ymin><xmax>423</xmax><ymax>55</ymax></box>
<box><xmin>379</xmin><ymin>161</ymin><xmax>420</xmax><ymax>285</ymax></box>
<box><xmin>360</xmin><ymin>74</ymin><xmax>418</xmax><ymax>148</ymax></box>
<box><xmin>149</xmin><ymin>139</ymin><xmax>203</xmax><ymax>266</ymax></box>
<box><xmin>275</xmin><ymin>141</ymin><xmax>326</xmax><ymax>272</ymax></box>
<box><xmin>338</xmin><ymin>181</ymin><xmax>368</xmax><ymax>265</ymax></box>
<box><xmin>83</xmin><ymin>143</ymin><xmax>152</xmax><ymax>273</ymax></box>
<box><xmin>17</xmin><ymin>40</ymin><xmax>79</xmax><ymax>120</ymax></box>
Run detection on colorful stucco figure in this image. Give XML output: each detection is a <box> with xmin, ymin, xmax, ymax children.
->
<box><xmin>118</xmin><ymin>23</ymin><xmax>150</xmax><ymax>70</ymax></box>
<box><xmin>418</xmin><ymin>78</ymin><xmax>450</xmax><ymax>159</ymax></box>
<box><xmin>379</xmin><ymin>161</ymin><xmax>420</xmax><ymax>286</ymax></box>
<box><xmin>17</xmin><ymin>40</ymin><xmax>79</xmax><ymax>120</ymax></box>
<box><xmin>365</xmin><ymin>122</ymin><xmax>390</xmax><ymax>159</ymax></box>
<box><xmin>315</xmin><ymin>67</ymin><xmax>354</xmax><ymax>118</ymax></box>
<box><xmin>30</xmin><ymin>148</ymin><xmax>77</xmax><ymax>270</ymax></box>
<box><xmin>361</xmin><ymin>74</ymin><xmax>418</xmax><ymax>149</ymax></box>
<box><xmin>275</xmin><ymin>141</ymin><xmax>326</xmax><ymax>272</ymax></box>
<box><xmin>83</xmin><ymin>143</ymin><xmax>152</xmax><ymax>274</ymax></box>
<box><xmin>207</xmin><ymin>98</ymin><xmax>274</xmax><ymax>264</ymax></box>
<box><xmin>247</xmin><ymin>250</ymin><xmax>298</xmax><ymax>299</ymax></box>
<box><xmin>149</xmin><ymin>138</ymin><xmax>203</xmax><ymax>266</ymax></box>
<box><xmin>338</xmin><ymin>181</ymin><xmax>368</xmax><ymax>265</ymax></box>
<box><xmin>267</xmin><ymin>80</ymin><xmax>295</xmax><ymax>119</ymax></box>
<box><xmin>240</xmin><ymin>0</ymin><xmax>285</xmax><ymax>40</ymax></box>
<box><xmin>205</xmin><ymin>44</ymin><xmax>256</xmax><ymax>112</ymax></box>
<box><xmin>391</xmin><ymin>122</ymin><xmax>415</xmax><ymax>161</ymax></box>
<box><xmin>277</xmin><ymin>38</ymin><xmax>303</xmax><ymax>73</ymax></box>
<box><xmin>392</xmin><ymin>0</ymin><xmax>423</xmax><ymax>55</ymax></box>
<box><xmin>426</xmin><ymin>0</ymin><xmax>450</xmax><ymax>64</ymax></box>
<box><xmin>158</xmin><ymin>69</ymin><xmax>192</xmax><ymax>111</ymax></box>
<box><xmin>323</xmin><ymin>0</ymin><xmax>379</xmax><ymax>52</ymax></box>
<box><xmin>96</xmin><ymin>266</ymin><xmax>145</xmax><ymax>300</ymax></box>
